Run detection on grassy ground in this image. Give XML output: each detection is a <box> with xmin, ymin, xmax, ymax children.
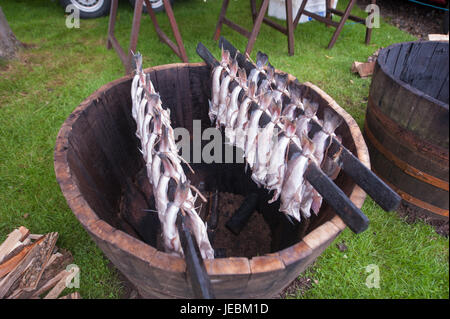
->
<box><xmin>0</xmin><ymin>0</ymin><xmax>448</xmax><ymax>299</ymax></box>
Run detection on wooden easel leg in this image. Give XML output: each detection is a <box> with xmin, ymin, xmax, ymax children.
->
<box><xmin>107</xmin><ymin>0</ymin><xmax>118</xmax><ymax>49</ymax></box>
<box><xmin>126</xmin><ymin>0</ymin><xmax>144</xmax><ymax>74</ymax></box>
<box><xmin>214</xmin><ymin>0</ymin><xmax>230</xmax><ymax>41</ymax></box>
<box><xmin>293</xmin><ymin>0</ymin><xmax>309</xmax><ymax>28</ymax></box>
<box><xmin>327</xmin><ymin>0</ymin><xmax>356</xmax><ymax>49</ymax></box>
<box><xmin>245</xmin><ymin>0</ymin><xmax>270</xmax><ymax>56</ymax></box>
<box><xmin>163</xmin><ymin>0</ymin><xmax>188</xmax><ymax>62</ymax></box>
<box><xmin>325</xmin><ymin>0</ymin><xmax>331</xmax><ymax>27</ymax></box>
<box><xmin>365</xmin><ymin>0</ymin><xmax>376</xmax><ymax>45</ymax></box>
<box><xmin>286</xmin><ymin>0</ymin><xmax>294</xmax><ymax>56</ymax></box>
<box><xmin>250</xmin><ymin>0</ymin><xmax>257</xmax><ymax>22</ymax></box>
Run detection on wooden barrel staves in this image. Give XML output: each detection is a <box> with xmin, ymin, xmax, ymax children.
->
<box><xmin>364</xmin><ymin>41</ymin><xmax>449</xmax><ymax>219</ymax></box>
<box><xmin>54</xmin><ymin>62</ymin><xmax>369</xmax><ymax>299</ymax></box>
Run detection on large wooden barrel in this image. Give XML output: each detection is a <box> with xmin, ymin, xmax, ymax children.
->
<box><xmin>54</xmin><ymin>62</ymin><xmax>369</xmax><ymax>299</ymax></box>
<box><xmin>364</xmin><ymin>41</ymin><xmax>449</xmax><ymax>219</ymax></box>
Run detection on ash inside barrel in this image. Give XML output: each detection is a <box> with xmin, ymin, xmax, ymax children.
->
<box><xmin>209</xmin><ymin>192</ymin><xmax>271</xmax><ymax>258</ymax></box>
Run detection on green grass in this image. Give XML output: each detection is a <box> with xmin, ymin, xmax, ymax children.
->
<box><xmin>0</xmin><ymin>0</ymin><xmax>447</xmax><ymax>299</ymax></box>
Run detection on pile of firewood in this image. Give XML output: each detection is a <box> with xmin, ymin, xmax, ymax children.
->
<box><xmin>0</xmin><ymin>226</ymin><xmax>81</xmax><ymax>299</ymax></box>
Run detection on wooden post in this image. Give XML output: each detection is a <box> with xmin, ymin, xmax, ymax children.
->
<box><xmin>245</xmin><ymin>0</ymin><xmax>270</xmax><ymax>56</ymax></box>
<box><xmin>0</xmin><ymin>6</ymin><xmax>22</xmax><ymax>60</ymax></box>
<box><xmin>106</xmin><ymin>0</ymin><xmax>188</xmax><ymax>74</ymax></box>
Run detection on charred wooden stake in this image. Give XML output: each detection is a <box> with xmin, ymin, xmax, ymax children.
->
<box><xmin>208</xmin><ymin>189</ymin><xmax>220</xmax><ymax>230</ymax></box>
<box><xmin>305</xmin><ymin>164</ymin><xmax>369</xmax><ymax>233</ymax></box>
<box><xmin>226</xmin><ymin>193</ymin><xmax>260</xmax><ymax>235</ymax></box>
<box><xmin>218</xmin><ymin>36</ymin><xmax>401</xmax><ymax>213</ymax></box>
<box><xmin>196</xmin><ymin>41</ymin><xmax>370</xmax><ymax>234</ymax></box>
<box><xmin>176</xmin><ymin>213</ymin><xmax>215</xmax><ymax>299</ymax></box>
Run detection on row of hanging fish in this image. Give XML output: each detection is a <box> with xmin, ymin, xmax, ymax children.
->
<box><xmin>131</xmin><ymin>52</ymin><xmax>214</xmax><ymax>259</ymax></box>
<box><xmin>209</xmin><ymin>49</ymin><xmax>343</xmax><ymax>222</ymax></box>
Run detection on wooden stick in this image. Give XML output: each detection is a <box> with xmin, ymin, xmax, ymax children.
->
<box><xmin>225</xmin><ymin>193</ymin><xmax>259</xmax><ymax>235</ymax></box>
<box><xmin>305</xmin><ymin>163</ymin><xmax>369</xmax><ymax>234</ymax></box>
<box><xmin>176</xmin><ymin>213</ymin><xmax>215</xmax><ymax>299</ymax></box>
<box><xmin>59</xmin><ymin>292</ymin><xmax>81</xmax><ymax>299</ymax></box>
<box><xmin>19</xmin><ymin>232</ymin><xmax>58</xmax><ymax>292</ymax></box>
<box><xmin>0</xmin><ymin>241</ymin><xmax>36</xmax><ymax>278</ymax></box>
<box><xmin>208</xmin><ymin>189</ymin><xmax>220</xmax><ymax>230</ymax></box>
<box><xmin>0</xmin><ymin>227</ymin><xmax>29</xmax><ymax>263</ymax></box>
<box><xmin>43</xmin><ymin>266</ymin><xmax>78</xmax><ymax>299</ymax></box>
<box><xmin>196</xmin><ymin>42</ymin><xmax>370</xmax><ymax>234</ymax></box>
<box><xmin>0</xmin><ymin>236</ymin><xmax>45</xmax><ymax>298</ymax></box>
<box><xmin>32</xmin><ymin>269</ymin><xmax>69</xmax><ymax>298</ymax></box>
<box><xmin>217</xmin><ymin>37</ymin><xmax>401</xmax><ymax>212</ymax></box>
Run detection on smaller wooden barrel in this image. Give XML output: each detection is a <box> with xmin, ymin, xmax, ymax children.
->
<box><xmin>364</xmin><ymin>41</ymin><xmax>449</xmax><ymax>219</ymax></box>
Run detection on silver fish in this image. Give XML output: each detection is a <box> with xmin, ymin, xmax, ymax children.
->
<box><xmin>311</xmin><ymin>108</ymin><xmax>342</xmax><ymax>165</ymax></box>
<box><xmin>248</xmin><ymin>51</ymin><xmax>269</xmax><ymax>84</ymax></box>
<box><xmin>245</xmin><ymin>92</ymin><xmax>273</xmax><ymax>169</ymax></box>
<box><xmin>266</xmin><ymin>120</ymin><xmax>298</xmax><ymax>203</ymax></box>
<box><xmin>225</xmin><ymin>83</ymin><xmax>243</xmax><ymax>144</ymax></box>
<box><xmin>279</xmin><ymin>135</ymin><xmax>315</xmax><ymax>220</ymax></box>
<box><xmin>217</xmin><ymin>59</ymin><xmax>238</xmax><ymax>127</ymax></box>
<box><xmin>234</xmin><ymin>81</ymin><xmax>256</xmax><ymax>150</ymax></box>
<box><xmin>209</xmin><ymin>49</ymin><xmax>231</xmax><ymax>124</ymax></box>
<box><xmin>252</xmin><ymin>101</ymin><xmax>281</xmax><ymax>184</ymax></box>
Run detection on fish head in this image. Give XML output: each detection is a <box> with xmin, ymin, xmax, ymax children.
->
<box><xmin>221</xmin><ymin>48</ymin><xmax>231</xmax><ymax>66</ymax></box>
<box><xmin>229</xmin><ymin>59</ymin><xmax>238</xmax><ymax>77</ymax></box>
<box><xmin>237</xmin><ymin>68</ymin><xmax>247</xmax><ymax>86</ymax></box>
<box><xmin>152</xmin><ymin>112</ymin><xmax>162</xmax><ymax>134</ymax></box>
<box><xmin>260</xmin><ymin>91</ymin><xmax>273</xmax><ymax>109</ymax></box>
<box><xmin>275</xmin><ymin>73</ymin><xmax>288</xmax><ymax>91</ymax></box>
<box><xmin>323</xmin><ymin>108</ymin><xmax>343</xmax><ymax>134</ymax></box>
<box><xmin>174</xmin><ymin>181</ymin><xmax>191</xmax><ymax>206</ymax></box>
<box><xmin>269</xmin><ymin>100</ymin><xmax>282</xmax><ymax>121</ymax></box>
<box><xmin>256</xmin><ymin>51</ymin><xmax>269</xmax><ymax>69</ymax></box>
<box><xmin>257</xmin><ymin>79</ymin><xmax>271</xmax><ymax>96</ymax></box>
<box><xmin>304</xmin><ymin>99</ymin><xmax>319</xmax><ymax>118</ymax></box>
<box><xmin>266</xmin><ymin>63</ymin><xmax>275</xmax><ymax>82</ymax></box>
<box><xmin>132</xmin><ymin>51</ymin><xmax>143</xmax><ymax>73</ymax></box>
<box><xmin>300</xmin><ymin>134</ymin><xmax>315</xmax><ymax>156</ymax></box>
<box><xmin>288</xmin><ymin>83</ymin><xmax>302</xmax><ymax>105</ymax></box>
<box><xmin>283</xmin><ymin>119</ymin><xmax>297</xmax><ymax>137</ymax></box>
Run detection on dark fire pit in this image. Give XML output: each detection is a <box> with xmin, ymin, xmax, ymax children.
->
<box><xmin>54</xmin><ymin>62</ymin><xmax>369</xmax><ymax>298</ymax></box>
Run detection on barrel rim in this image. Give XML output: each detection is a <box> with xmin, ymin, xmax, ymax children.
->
<box><xmin>54</xmin><ymin>62</ymin><xmax>369</xmax><ymax>278</ymax></box>
<box><xmin>377</xmin><ymin>41</ymin><xmax>449</xmax><ymax>110</ymax></box>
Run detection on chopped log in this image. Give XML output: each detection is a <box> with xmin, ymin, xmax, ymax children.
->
<box><xmin>19</xmin><ymin>232</ymin><xmax>58</xmax><ymax>291</ymax></box>
<box><xmin>28</xmin><ymin>234</ymin><xmax>44</xmax><ymax>241</ymax></box>
<box><xmin>0</xmin><ymin>241</ymin><xmax>37</xmax><ymax>278</ymax></box>
<box><xmin>351</xmin><ymin>61</ymin><xmax>375</xmax><ymax>77</ymax></box>
<box><xmin>59</xmin><ymin>292</ymin><xmax>81</xmax><ymax>299</ymax></box>
<box><xmin>427</xmin><ymin>34</ymin><xmax>449</xmax><ymax>42</ymax></box>
<box><xmin>28</xmin><ymin>250</ymin><xmax>73</xmax><ymax>299</ymax></box>
<box><xmin>0</xmin><ymin>227</ymin><xmax>29</xmax><ymax>263</ymax></box>
<box><xmin>43</xmin><ymin>265</ymin><xmax>79</xmax><ymax>299</ymax></box>
<box><xmin>32</xmin><ymin>269</ymin><xmax>69</xmax><ymax>298</ymax></box>
<box><xmin>0</xmin><ymin>236</ymin><xmax>45</xmax><ymax>298</ymax></box>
